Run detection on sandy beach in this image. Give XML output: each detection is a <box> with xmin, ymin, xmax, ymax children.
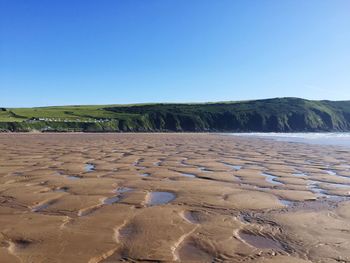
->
<box><xmin>0</xmin><ymin>133</ymin><xmax>349</xmax><ymax>263</ymax></box>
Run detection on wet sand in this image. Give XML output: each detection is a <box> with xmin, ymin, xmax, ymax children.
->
<box><xmin>0</xmin><ymin>133</ymin><xmax>349</xmax><ymax>262</ymax></box>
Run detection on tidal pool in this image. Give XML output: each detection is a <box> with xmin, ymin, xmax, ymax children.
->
<box><xmin>103</xmin><ymin>196</ymin><xmax>121</xmax><ymax>205</ymax></box>
<box><xmin>145</xmin><ymin>191</ymin><xmax>176</xmax><ymax>206</ymax></box>
<box><xmin>239</xmin><ymin>231</ymin><xmax>284</xmax><ymax>251</ymax></box>
<box><xmin>67</xmin><ymin>175</ymin><xmax>82</xmax><ymax>180</ymax></box>
<box><xmin>261</xmin><ymin>172</ymin><xmax>283</xmax><ymax>185</ymax></box>
<box><xmin>85</xmin><ymin>163</ymin><xmax>95</xmax><ymax>172</ymax></box>
<box><xmin>221</xmin><ymin>162</ymin><xmax>242</xmax><ymax>170</ymax></box>
<box><xmin>180</xmin><ymin>173</ymin><xmax>196</xmax><ymax>178</ymax></box>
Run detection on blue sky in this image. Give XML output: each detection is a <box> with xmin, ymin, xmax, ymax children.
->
<box><xmin>0</xmin><ymin>0</ymin><xmax>349</xmax><ymax>107</ymax></box>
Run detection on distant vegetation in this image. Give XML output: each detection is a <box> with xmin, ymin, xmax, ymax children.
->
<box><xmin>1</xmin><ymin>98</ymin><xmax>350</xmax><ymax>132</ymax></box>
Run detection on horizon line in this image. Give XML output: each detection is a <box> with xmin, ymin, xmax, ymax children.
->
<box><xmin>2</xmin><ymin>97</ymin><xmax>349</xmax><ymax>109</ymax></box>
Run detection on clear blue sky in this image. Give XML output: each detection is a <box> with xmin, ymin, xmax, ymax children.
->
<box><xmin>1</xmin><ymin>0</ymin><xmax>349</xmax><ymax>107</ymax></box>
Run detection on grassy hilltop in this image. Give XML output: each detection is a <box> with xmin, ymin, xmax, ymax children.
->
<box><xmin>1</xmin><ymin>97</ymin><xmax>350</xmax><ymax>132</ymax></box>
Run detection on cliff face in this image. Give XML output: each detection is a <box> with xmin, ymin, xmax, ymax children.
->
<box><xmin>102</xmin><ymin>98</ymin><xmax>350</xmax><ymax>132</ymax></box>
<box><xmin>1</xmin><ymin>98</ymin><xmax>350</xmax><ymax>132</ymax></box>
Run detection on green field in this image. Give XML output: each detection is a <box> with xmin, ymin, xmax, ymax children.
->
<box><xmin>1</xmin><ymin>98</ymin><xmax>350</xmax><ymax>132</ymax></box>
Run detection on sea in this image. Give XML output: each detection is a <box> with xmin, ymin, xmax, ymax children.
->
<box><xmin>228</xmin><ymin>132</ymin><xmax>350</xmax><ymax>148</ymax></box>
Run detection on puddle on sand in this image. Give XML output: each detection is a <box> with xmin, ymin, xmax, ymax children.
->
<box><xmin>67</xmin><ymin>175</ymin><xmax>82</xmax><ymax>180</ymax></box>
<box><xmin>323</xmin><ymin>169</ymin><xmax>350</xmax><ymax>180</ymax></box>
<box><xmin>292</xmin><ymin>170</ymin><xmax>308</xmax><ymax>177</ymax></box>
<box><xmin>325</xmin><ymin>169</ymin><xmax>337</xmax><ymax>176</ymax></box>
<box><xmin>145</xmin><ymin>191</ymin><xmax>176</xmax><ymax>206</ymax></box>
<box><xmin>113</xmin><ymin>187</ymin><xmax>133</xmax><ymax>194</ymax></box>
<box><xmin>306</xmin><ymin>181</ymin><xmax>348</xmax><ymax>198</ymax></box>
<box><xmin>85</xmin><ymin>163</ymin><xmax>95</xmax><ymax>172</ymax></box>
<box><xmin>180</xmin><ymin>173</ymin><xmax>196</xmax><ymax>178</ymax></box>
<box><xmin>221</xmin><ymin>162</ymin><xmax>242</xmax><ymax>170</ymax></box>
<box><xmin>154</xmin><ymin>161</ymin><xmax>162</xmax><ymax>166</ymax></box>
<box><xmin>261</xmin><ymin>172</ymin><xmax>283</xmax><ymax>185</ymax></box>
<box><xmin>279</xmin><ymin>199</ymin><xmax>294</xmax><ymax>206</ymax></box>
<box><xmin>307</xmin><ymin>181</ymin><xmax>326</xmax><ymax>196</ymax></box>
<box><xmin>54</xmin><ymin>186</ymin><xmax>69</xmax><ymax>192</ymax></box>
<box><xmin>292</xmin><ymin>173</ymin><xmax>306</xmax><ymax>177</ymax></box>
<box><xmin>239</xmin><ymin>231</ymin><xmax>284</xmax><ymax>251</ymax></box>
<box><xmin>198</xmin><ymin>167</ymin><xmax>212</xmax><ymax>172</ymax></box>
<box><xmin>140</xmin><ymin>173</ymin><xmax>151</xmax><ymax>177</ymax></box>
<box><xmin>31</xmin><ymin>201</ymin><xmax>55</xmax><ymax>212</ymax></box>
<box><xmin>180</xmin><ymin>160</ymin><xmax>191</xmax><ymax>167</ymax></box>
<box><xmin>240</xmin><ymin>183</ymin><xmax>267</xmax><ymax>191</ymax></box>
<box><xmin>103</xmin><ymin>196</ymin><xmax>121</xmax><ymax>205</ymax></box>
<box><xmin>232</xmin><ymin>165</ymin><xmax>242</xmax><ymax>170</ymax></box>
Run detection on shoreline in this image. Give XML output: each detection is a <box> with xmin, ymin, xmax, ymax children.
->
<box><xmin>3</xmin><ymin>131</ymin><xmax>350</xmax><ymax>148</ymax></box>
<box><xmin>226</xmin><ymin>132</ymin><xmax>350</xmax><ymax>148</ymax></box>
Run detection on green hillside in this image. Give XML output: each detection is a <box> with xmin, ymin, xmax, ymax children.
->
<box><xmin>1</xmin><ymin>98</ymin><xmax>350</xmax><ymax>132</ymax></box>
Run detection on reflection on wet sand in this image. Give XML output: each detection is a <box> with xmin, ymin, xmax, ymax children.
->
<box><xmin>144</xmin><ymin>191</ymin><xmax>176</xmax><ymax>206</ymax></box>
